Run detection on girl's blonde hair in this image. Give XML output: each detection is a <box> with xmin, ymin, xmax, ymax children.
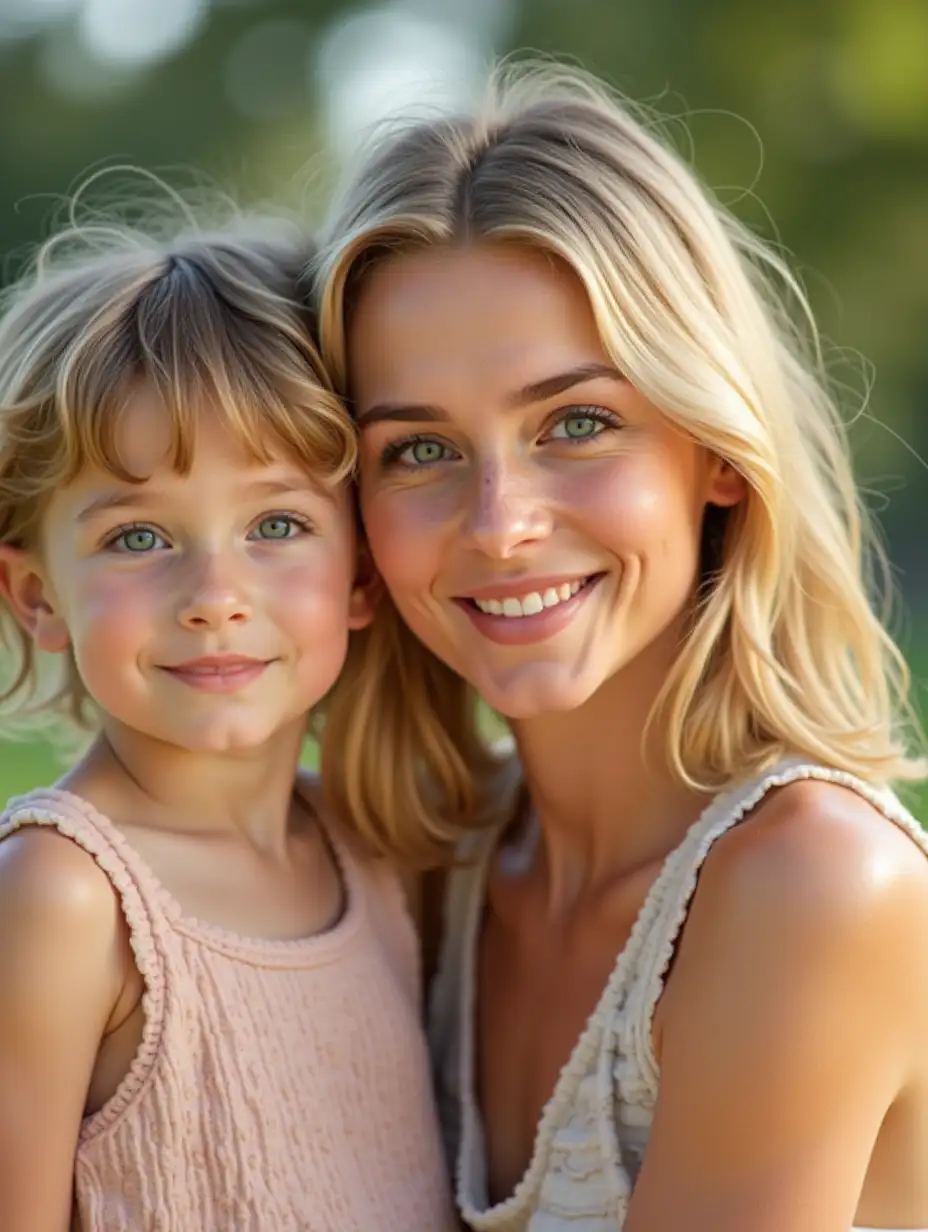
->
<box><xmin>315</xmin><ymin>61</ymin><xmax>926</xmax><ymax>865</ymax></box>
<box><xmin>0</xmin><ymin>199</ymin><xmax>354</xmax><ymax>733</ymax></box>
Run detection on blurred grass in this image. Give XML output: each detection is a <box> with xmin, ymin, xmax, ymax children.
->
<box><xmin>3</xmin><ymin>638</ymin><xmax>928</xmax><ymax>819</ymax></box>
<box><xmin>0</xmin><ymin>734</ymin><xmax>321</xmax><ymax>800</ymax></box>
<box><xmin>0</xmin><ymin>738</ymin><xmax>67</xmax><ymax>800</ymax></box>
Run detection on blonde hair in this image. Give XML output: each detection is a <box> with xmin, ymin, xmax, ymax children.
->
<box><xmin>0</xmin><ymin>198</ymin><xmax>354</xmax><ymax>733</ymax></box>
<box><xmin>315</xmin><ymin>61</ymin><xmax>925</xmax><ymax>865</ymax></box>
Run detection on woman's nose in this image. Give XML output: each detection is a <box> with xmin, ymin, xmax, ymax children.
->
<box><xmin>461</xmin><ymin>458</ymin><xmax>553</xmax><ymax>559</ymax></box>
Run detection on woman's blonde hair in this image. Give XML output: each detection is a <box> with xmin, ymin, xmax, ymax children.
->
<box><xmin>315</xmin><ymin>61</ymin><xmax>926</xmax><ymax>865</ymax></box>
<box><xmin>0</xmin><ymin>194</ymin><xmax>354</xmax><ymax>734</ymax></box>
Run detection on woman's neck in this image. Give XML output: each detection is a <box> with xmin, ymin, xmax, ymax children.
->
<box><xmin>61</xmin><ymin>720</ymin><xmax>308</xmax><ymax>855</ymax></box>
<box><xmin>511</xmin><ymin>622</ymin><xmax>710</xmax><ymax>914</ymax></box>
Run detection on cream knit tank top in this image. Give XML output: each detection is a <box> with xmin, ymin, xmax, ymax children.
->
<box><xmin>0</xmin><ymin>788</ymin><xmax>454</xmax><ymax>1232</ymax></box>
<box><xmin>428</xmin><ymin>757</ymin><xmax>928</xmax><ymax>1232</ymax></box>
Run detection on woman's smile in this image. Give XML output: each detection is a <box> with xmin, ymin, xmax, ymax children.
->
<box><xmin>350</xmin><ymin>243</ymin><xmax>739</xmax><ymax>718</ymax></box>
<box><xmin>454</xmin><ymin>572</ymin><xmax>607</xmax><ymax>645</ymax></box>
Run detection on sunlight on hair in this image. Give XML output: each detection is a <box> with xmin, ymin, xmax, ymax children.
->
<box><xmin>0</xmin><ymin>173</ymin><xmax>353</xmax><ymax>738</ymax></box>
<box><xmin>313</xmin><ymin>59</ymin><xmax>926</xmax><ymax>865</ymax></box>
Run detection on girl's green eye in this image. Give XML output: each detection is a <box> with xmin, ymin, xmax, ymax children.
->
<box><xmin>255</xmin><ymin>516</ymin><xmax>297</xmax><ymax>540</ymax></box>
<box><xmin>115</xmin><ymin>528</ymin><xmax>162</xmax><ymax>553</ymax></box>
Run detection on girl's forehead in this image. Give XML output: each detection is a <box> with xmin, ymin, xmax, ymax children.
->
<box><xmin>111</xmin><ymin>383</ymin><xmax>175</xmax><ymax>478</ymax></box>
<box><xmin>105</xmin><ymin>384</ymin><xmax>286</xmax><ymax>481</ymax></box>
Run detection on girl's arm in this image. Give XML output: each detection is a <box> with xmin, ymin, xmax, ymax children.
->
<box><xmin>0</xmin><ymin>828</ymin><xmax>129</xmax><ymax>1231</ymax></box>
<box><xmin>625</xmin><ymin>782</ymin><xmax>928</xmax><ymax>1232</ymax></box>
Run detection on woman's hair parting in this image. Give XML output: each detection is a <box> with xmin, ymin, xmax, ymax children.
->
<box><xmin>315</xmin><ymin>59</ymin><xmax>925</xmax><ymax>865</ymax></box>
<box><xmin>0</xmin><ymin>182</ymin><xmax>355</xmax><ymax>734</ymax></box>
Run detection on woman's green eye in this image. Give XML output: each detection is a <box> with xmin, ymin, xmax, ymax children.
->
<box><xmin>404</xmin><ymin>440</ymin><xmax>449</xmax><ymax>465</ymax></box>
<box><xmin>557</xmin><ymin>414</ymin><xmax>602</xmax><ymax>440</ymax></box>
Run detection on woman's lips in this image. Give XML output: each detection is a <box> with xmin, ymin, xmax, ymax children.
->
<box><xmin>455</xmin><ymin>574</ymin><xmax>605</xmax><ymax>645</ymax></box>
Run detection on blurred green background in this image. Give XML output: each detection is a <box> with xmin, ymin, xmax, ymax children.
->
<box><xmin>0</xmin><ymin>0</ymin><xmax>926</xmax><ymax>804</ymax></box>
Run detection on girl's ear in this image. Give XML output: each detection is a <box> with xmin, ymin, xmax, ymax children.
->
<box><xmin>706</xmin><ymin>456</ymin><xmax>747</xmax><ymax>508</ymax></box>
<box><xmin>347</xmin><ymin>543</ymin><xmax>383</xmax><ymax>631</ymax></box>
<box><xmin>0</xmin><ymin>546</ymin><xmax>71</xmax><ymax>653</ymax></box>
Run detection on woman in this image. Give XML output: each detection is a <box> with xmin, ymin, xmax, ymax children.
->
<box><xmin>315</xmin><ymin>64</ymin><xmax>928</xmax><ymax>1231</ymax></box>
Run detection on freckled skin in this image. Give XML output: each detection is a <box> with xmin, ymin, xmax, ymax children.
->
<box><xmin>346</xmin><ymin>242</ymin><xmax>928</xmax><ymax>1231</ymax></box>
<box><xmin>350</xmin><ymin>243</ymin><xmax>741</xmax><ymax>720</ymax></box>
<box><xmin>32</xmin><ymin>385</ymin><xmax>369</xmax><ymax>755</ymax></box>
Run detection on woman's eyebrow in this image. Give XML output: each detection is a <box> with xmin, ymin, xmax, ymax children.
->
<box><xmin>355</xmin><ymin>401</ymin><xmax>448</xmax><ymax>428</ymax></box>
<box><xmin>354</xmin><ymin>362</ymin><xmax>626</xmax><ymax>428</ymax></box>
<box><xmin>507</xmin><ymin>362</ymin><xmax>626</xmax><ymax>408</ymax></box>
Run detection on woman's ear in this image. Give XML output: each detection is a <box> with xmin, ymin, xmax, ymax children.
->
<box><xmin>347</xmin><ymin>542</ymin><xmax>383</xmax><ymax>631</ymax></box>
<box><xmin>706</xmin><ymin>456</ymin><xmax>747</xmax><ymax>508</ymax></box>
<box><xmin>0</xmin><ymin>546</ymin><xmax>70</xmax><ymax>653</ymax></box>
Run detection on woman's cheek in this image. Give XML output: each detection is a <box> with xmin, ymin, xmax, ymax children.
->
<box><xmin>363</xmin><ymin>486</ymin><xmax>450</xmax><ymax>592</ymax></box>
<box><xmin>567</xmin><ymin>454</ymin><xmax>698</xmax><ymax>552</ymax></box>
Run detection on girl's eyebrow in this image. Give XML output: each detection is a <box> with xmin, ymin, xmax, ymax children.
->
<box><xmin>355</xmin><ymin>362</ymin><xmax>626</xmax><ymax>428</ymax></box>
<box><xmin>244</xmin><ymin>476</ymin><xmax>339</xmax><ymax>504</ymax></box>
<box><xmin>76</xmin><ymin>489</ymin><xmax>151</xmax><ymax>524</ymax></box>
<box><xmin>76</xmin><ymin>473</ymin><xmax>336</xmax><ymax>525</ymax></box>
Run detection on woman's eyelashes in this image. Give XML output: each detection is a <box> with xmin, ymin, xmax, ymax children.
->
<box><xmin>379</xmin><ymin>435</ymin><xmax>459</xmax><ymax>469</ymax></box>
<box><xmin>544</xmin><ymin>404</ymin><xmax>623</xmax><ymax>441</ymax></box>
<box><xmin>377</xmin><ymin>403</ymin><xmax>624</xmax><ymax>470</ymax></box>
<box><xmin>100</xmin><ymin>512</ymin><xmax>314</xmax><ymax>555</ymax></box>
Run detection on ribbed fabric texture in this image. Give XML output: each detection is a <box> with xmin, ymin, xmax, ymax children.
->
<box><xmin>1</xmin><ymin>788</ymin><xmax>454</xmax><ymax>1232</ymax></box>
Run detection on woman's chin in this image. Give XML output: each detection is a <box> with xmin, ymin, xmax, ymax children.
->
<box><xmin>474</xmin><ymin>663</ymin><xmax>604</xmax><ymax>722</ymax></box>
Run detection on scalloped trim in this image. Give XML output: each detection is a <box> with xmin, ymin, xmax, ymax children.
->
<box><xmin>447</xmin><ymin>758</ymin><xmax>928</xmax><ymax>1229</ymax></box>
<box><xmin>629</xmin><ymin>759</ymin><xmax>927</xmax><ymax>1099</ymax></box>
<box><xmin>0</xmin><ymin>791</ymin><xmax>167</xmax><ymax>1146</ymax></box>
<box><xmin>453</xmin><ymin>826</ymin><xmax>642</xmax><ymax>1225</ymax></box>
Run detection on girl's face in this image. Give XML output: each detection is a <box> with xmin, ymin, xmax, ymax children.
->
<box><xmin>350</xmin><ymin>243</ymin><xmax>743</xmax><ymax>719</ymax></box>
<box><xmin>5</xmin><ymin>384</ymin><xmax>373</xmax><ymax>754</ymax></box>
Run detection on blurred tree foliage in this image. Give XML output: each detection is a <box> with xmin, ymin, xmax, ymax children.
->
<box><xmin>0</xmin><ymin>0</ymin><xmax>925</xmax><ymax>581</ymax></box>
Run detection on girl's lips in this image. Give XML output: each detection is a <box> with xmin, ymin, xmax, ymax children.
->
<box><xmin>159</xmin><ymin>658</ymin><xmax>270</xmax><ymax>693</ymax></box>
<box><xmin>455</xmin><ymin>574</ymin><xmax>605</xmax><ymax>645</ymax></box>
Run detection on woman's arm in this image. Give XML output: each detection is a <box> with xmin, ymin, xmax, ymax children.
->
<box><xmin>0</xmin><ymin>828</ymin><xmax>128</xmax><ymax>1231</ymax></box>
<box><xmin>625</xmin><ymin>781</ymin><xmax>928</xmax><ymax>1232</ymax></box>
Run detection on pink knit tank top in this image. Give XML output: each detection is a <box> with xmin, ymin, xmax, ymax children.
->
<box><xmin>0</xmin><ymin>788</ymin><xmax>454</xmax><ymax>1232</ymax></box>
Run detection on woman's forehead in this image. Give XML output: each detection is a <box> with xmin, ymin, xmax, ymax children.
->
<box><xmin>348</xmin><ymin>242</ymin><xmax>610</xmax><ymax>407</ymax></box>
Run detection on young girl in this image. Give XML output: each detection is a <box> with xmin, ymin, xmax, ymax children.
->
<box><xmin>313</xmin><ymin>64</ymin><xmax>928</xmax><ymax>1231</ymax></box>
<box><xmin>0</xmin><ymin>213</ymin><xmax>453</xmax><ymax>1229</ymax></box>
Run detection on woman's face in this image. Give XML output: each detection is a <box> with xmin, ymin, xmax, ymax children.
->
<box><xmin>349</xmin><ymin>242</ymin><xmax>742</xmax><ymax>719</ymax></box>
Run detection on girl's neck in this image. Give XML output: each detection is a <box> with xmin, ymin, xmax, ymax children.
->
<box><xmin>511</xmin><ymin>621</ymin><xmax>711</xmax><ymax>914</ymax></box>
<box><xmin>61</xmin><ymin>721</ymin><xmax>308</xmax><ymax>855</ymax></box>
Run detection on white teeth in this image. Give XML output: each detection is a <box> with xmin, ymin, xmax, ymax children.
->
<box><xmin>472</xmin><ymin>577</ymin><xmax>590</xmax><ymax>618</ymax></box>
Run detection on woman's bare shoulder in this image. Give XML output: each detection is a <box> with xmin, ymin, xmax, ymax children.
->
<box><xmin>703</xmin><ymin>776</ymin><xmax>928</xmax><ymax>925</ymax></box>
<box><xmin>628</xmin><ymin>777</ymin><xmax>928</xmax><ymax>1230</ymax></box>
